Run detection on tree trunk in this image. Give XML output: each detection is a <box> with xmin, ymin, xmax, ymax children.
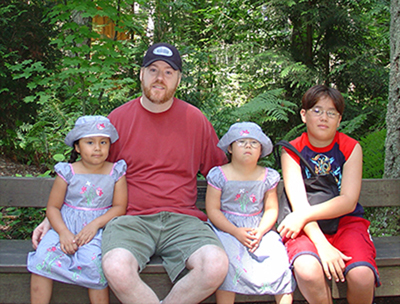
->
<box><xmin>384</xmin><ymin>0</ymin><xmax>400</xmax><ymax>178</ymax></box>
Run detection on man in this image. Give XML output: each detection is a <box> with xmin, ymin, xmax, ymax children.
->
<box><xmin>32</xmin><ymin>42</ymin><xmax>229</xmax><ymax>304</ymax></box>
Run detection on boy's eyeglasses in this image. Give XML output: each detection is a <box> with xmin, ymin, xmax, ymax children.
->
<box><xmin>235</xmin><ymin>139</ymin><xmax>261</xmax><ymax>149</ymax></box>
<box><xmin>308</xmin><ymin>107</ymin><xmax>340</xmax><ymax>119</ymax></box>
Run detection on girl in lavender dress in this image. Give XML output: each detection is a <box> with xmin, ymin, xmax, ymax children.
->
<box><xmin>206</xmin><ymin>122</ymin><xmax>295</xmax><ymax>304</ymax></box>
<box><xmin>27</xmin><ymin>116</ymin><xmax>127</xmax><ymax>304</ymax></box>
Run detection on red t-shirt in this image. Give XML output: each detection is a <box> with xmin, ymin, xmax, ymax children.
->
<box><xmin>107</xmin><ymin>97</ymin><xmax>227</xmax><ymax>221</ymax></box>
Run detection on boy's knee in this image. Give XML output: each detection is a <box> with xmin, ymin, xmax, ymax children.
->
<box><xmin>346</xmin><ymin>266</ymin><xmax>375</xmax><ymax>287</ymax></box>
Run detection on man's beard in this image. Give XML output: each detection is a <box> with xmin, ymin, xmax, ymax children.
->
<box><xmin>142</xmin><ymin>81</ymin><xmax>177</xmax><ymax>104</ymax></box>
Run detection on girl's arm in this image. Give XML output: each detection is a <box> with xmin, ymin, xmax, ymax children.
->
<box><xmin>205</xmin><ymin>184</ymin><xmax>256</xmax><ymax>248</ymax></box>
<box><xmin>248</xmin><ymin>186</ymin><xmax>279</xmax><ymax>252</ymax></box>
<box><xmin>75</xmin><ymin>175</ymin><xmax>127</xmax><ymax>246</ymax></box>
<box><xmin>46</xmin><ymin>175</ymin><xmax>78</xmax><ymax>254</ymax></box>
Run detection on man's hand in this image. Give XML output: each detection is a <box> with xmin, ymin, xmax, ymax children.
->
<box><xmin>32</xmin><ymin>217</ymin><xmax>51</xmax><ymax>249</ymax></box>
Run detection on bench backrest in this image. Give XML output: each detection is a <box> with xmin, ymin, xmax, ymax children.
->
<box><xmin>1</xmin><ymin>177</ymin><xmax>399</xmax><ymax>209</ymax></box>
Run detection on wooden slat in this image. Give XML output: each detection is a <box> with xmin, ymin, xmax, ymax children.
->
<box><xmin>197</xmin><ymin>178</ymin><xmax>400</xmax><ymax>209</ymax></box>
<box><xmin>359</xmin><ymin>179</ymin><xmax>400</xmax><ymax>207</ymax></box>
<box><xmin>0</xmin><ymin>177</ymin><xmax>53</xmax><ymax>208</ymax></box>
<box><xmin>1</xmin><ymin>177</ymin><xmax>400</xmax><ymax>208</ymax></box>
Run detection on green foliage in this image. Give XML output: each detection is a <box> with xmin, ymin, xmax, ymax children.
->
<box><xmin>365</xmin><ymin>207</ymin><xmax>400</xmax><ymax>237</ymax></box>
<box><xmin>0</xmin><ymin>207</ymin><xmax>46</xmax><ymax>240</ymax></box>
<box><xmin>0</xmin><ymin>0</ymin><xmax>59</xmax><ymax>161</ymax></box>
<box><xmin>357</xmin><ymin>128</ymin><xmax>399</xmax><ymax>237</ymax></box>
<box><xmin>7</xmin><ymin>0</ymin><xmax>144</xmax><ymax>170</ymax></box>
<box><xmin>360</xmin><ymin>129</ymin><xmax>386</xmax><ymax>179</ymax></box>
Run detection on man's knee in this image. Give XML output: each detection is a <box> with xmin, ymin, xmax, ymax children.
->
<box><xmin>102</xmin><ymin>248</ymin><xmax>140</xmax><ymax>283</ymax></box>
<box><xmin>189</xmin><ymin>245</ymin><xmax>228</xmax><ymax>285</ymax></box>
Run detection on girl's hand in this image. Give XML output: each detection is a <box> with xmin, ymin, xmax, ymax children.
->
<box><xmin>248</xmin><ymin>228</ymin><xmax>264</xmax><ymax>252</ymax></box>
<box><xmin>316</xmin><ymin>242</ymin><xmax>352</xmax><ymax>282</ymax></box>
<box><xmin>233</xmin><ymin>227</ymin><xmax>257</xmax><ymax>249</ymax></box>
<box><xmin>59</xmin><ymin>230</ymin><xmax>78</xmax><ymax>254</ymax></box>
<box><xmin>75</xmin><ymin>222</ymin><xmax>99</xmax><ymax>247</ymax></box>
<box><xmin>277</xmin><ymin>210</ymin><xmax>308</xmax><ymax>239</ymax></box>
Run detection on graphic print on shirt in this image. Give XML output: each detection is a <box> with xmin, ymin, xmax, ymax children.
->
<box><xmin>234</xmin><ymin>188</ymin><xmax>257</xmax><ymax>212</ymax></box>
<box><xmin>80</xmin><ymin>181</ymin><xmax>104</xmax><ymax>206</ymax></box>
<box><xmin>304</xmin><ymin>153</ymin><xmax>342</xmax><ymax>188</ymax></box>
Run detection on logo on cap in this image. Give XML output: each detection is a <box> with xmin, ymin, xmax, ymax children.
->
<box><xmin>153</xmin><ymin>46</ymin><xmax>173</xmax><ymax>57</ymax></box>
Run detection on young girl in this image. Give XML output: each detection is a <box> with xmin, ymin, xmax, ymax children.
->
<box><xmin>277</xmin><ymin>85</ymin><xmax>380</xmax><ymax>304</ymax></box>
<box><xmin>206</xmin><ymin>122</ymin><xmax>295</xmax><ymax>304</ymax></box>
<box><xmin>27</xmin><ymin>115</ymin><xmax>128</xmax><ymax>304</ymax></box>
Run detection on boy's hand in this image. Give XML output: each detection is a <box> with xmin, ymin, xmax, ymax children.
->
<box><xmin>277</xmin><ymin>210</ymin><xmax>308</xmax><ymax>239</ymax></box>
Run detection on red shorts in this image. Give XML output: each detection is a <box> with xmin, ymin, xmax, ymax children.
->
<box><xmin>283</xmin><ymin>216</ymin><xmax>381</xmax><ymax>286</ymax></box>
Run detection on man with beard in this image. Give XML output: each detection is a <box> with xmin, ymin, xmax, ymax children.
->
<box><xmin>32</xmin><ymin>43</ymin><xmax>229</xmax><ymax>304</ymax></box>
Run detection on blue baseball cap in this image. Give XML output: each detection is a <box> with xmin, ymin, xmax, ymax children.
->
<box><xmin>142</xmin><ymin>42</ymin><xmax>182</xmax><ymax>71</ymax></box>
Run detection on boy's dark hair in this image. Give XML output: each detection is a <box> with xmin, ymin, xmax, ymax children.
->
<box><xmin>302</xmin><ymin>85</ymin><xmax>345</xmax><ymax>115</ymax></box>
<box><xmin>68</xmin><ymin>140</ymin><xmax>80</xmax><ymax>163</ymax></box>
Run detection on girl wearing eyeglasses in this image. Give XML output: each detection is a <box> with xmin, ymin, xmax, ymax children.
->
<box><xmin>277</xmin><ymin>85</ymin><xmax>380</xmax><ymax>304</ymax></box>
<box><xmin>206</xmin><ymin>122</ymin><xmax>295</xmax><ymax>304</ymax></box>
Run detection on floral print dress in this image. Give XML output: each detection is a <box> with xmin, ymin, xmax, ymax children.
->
<box><xmin>27</xmin><ymin>160</ymin><xmax>126</xmax><ymax>289</ymax></box>
<box><xmin>207</xmin><ymin>166</ymin><xmax>295</xmax><ymax>295</ymax></box>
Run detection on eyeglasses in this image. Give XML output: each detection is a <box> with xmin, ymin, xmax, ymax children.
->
<box><xmin>235</xmin><ymin>139</ymin><xmax>261</xmax><ymax>149</ymax></box>
<box><xmin>308</xmin><ymin>107</ymin><xmax>340</xmax><ymax>119</ymax></box>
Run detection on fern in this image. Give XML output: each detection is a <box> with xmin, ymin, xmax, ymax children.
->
<box><xmin>232</xmin><ymin>89</ymin><xmax>296</xmax><ymax>123</ymax></box>
<box><xmin>338</xmin><ymin>113</ymin><xmax>368</xmax><ymax>135</ymax></box>
<box><xmin>359</xmin><ymin>129</ymin><xmax>386</xmax><ymax>179</ymax></box>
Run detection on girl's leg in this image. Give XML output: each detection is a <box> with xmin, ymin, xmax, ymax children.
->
<box><xmin>275</xmin><ymin>293</ymin><xmax>293</xmax><ymax>304</ymax></box>
<box><xmin>88</xmin><ymin>287</ymin><xmax>109</xmax><ymax>304</ymax></box>
<box><xmin>215</xmin><ymin>289</ymin><xmax>235</xmax><ymax>304</ymax></box>
<box><xmin>31</xmin><ymin>273</ymin><xmax>53</xmax><ymax>304</ymax></box>
<box><xmin>346</xmin><ymin>266</ymin><xmax>375</xmax><ymax>304</ymax></box>
<box><xmin>293</xmin><ymin>255</ymin><xmax>332</xmax><ymax>304</ymax></box>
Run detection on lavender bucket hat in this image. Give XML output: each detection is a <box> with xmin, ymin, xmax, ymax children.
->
<box><xmin>217</xmin><ymin>122</ymin><xmax>273</xmax><ymax>158</ymax></box>
<box><xmin>65</xmin><ymin>116</ymin><xmax>119</xmax><ymax>147</ymax></box>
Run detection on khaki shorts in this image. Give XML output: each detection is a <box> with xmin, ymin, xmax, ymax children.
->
<box><xmin>102</xmin><ymin>212</ymin><xmax>223</xmax><ymax>282</ymax></box>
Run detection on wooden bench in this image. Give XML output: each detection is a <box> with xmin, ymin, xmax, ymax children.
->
<box><xmin>0</xmin><ymin>177</ymin><xmax>399</xmax><ymax>303</ymax></box>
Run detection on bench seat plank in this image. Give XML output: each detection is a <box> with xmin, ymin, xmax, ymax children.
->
<box><xmin>2</xmin><ymin>236</ymin><xmax>399</xmax><ymax>273</ymax></box>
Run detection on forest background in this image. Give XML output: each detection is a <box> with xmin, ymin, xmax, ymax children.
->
<box><xmin>0</xmin><ymin>0</ymin><xmax>399</xmax><ymax>239</ymax></box>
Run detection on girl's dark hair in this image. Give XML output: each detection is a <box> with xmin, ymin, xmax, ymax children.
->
<box><xmin>301</xmin><ymin>85</ymin><xmax>345</xmax><ymax>115</ymax></box>
<box><xmin>68</xmin><ymin>140</ymin><xmax>80</xmax><ymax>163</ymax></box>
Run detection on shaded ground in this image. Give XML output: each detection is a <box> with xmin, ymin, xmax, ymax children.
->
<box><xmin>0</xmin><ymin>153</ymin><xmax>44</xmax><ymax>177</ymax></box>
